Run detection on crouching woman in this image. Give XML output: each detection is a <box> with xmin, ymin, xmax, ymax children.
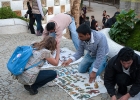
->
<box><xmin>17</xmin><ymin>36</ymin><xmax>60</xmax><ymax>95</ymax></box>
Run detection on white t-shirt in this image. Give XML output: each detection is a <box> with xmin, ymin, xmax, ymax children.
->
<box><xmin>122</xmin><ymin>66</ymin><xmax>130</xmax><ymax>75</ymax></box>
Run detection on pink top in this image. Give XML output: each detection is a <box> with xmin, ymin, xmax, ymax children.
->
<box><xmin>43</xmin><ymin>13</ymin><xmax>72</xmax><ymax>44</ymax></box>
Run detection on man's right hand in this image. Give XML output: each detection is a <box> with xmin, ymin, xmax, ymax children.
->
<box><xmin>111</xmin><ymin>95</ymin><xmax>117</xmax><ymax>100</ymax></box>
<box><xmin>61</xmin><ymin>59</ymin><xmax>73</xmax><ymax>67</ymax></box>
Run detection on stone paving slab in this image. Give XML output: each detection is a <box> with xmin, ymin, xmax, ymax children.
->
<box><xmin>0</xmin><ymin>33</ymin><xmax>110</xmax><ymax>100</ymax></box>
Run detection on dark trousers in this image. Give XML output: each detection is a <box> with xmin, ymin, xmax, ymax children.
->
<box><xmin>31</xmin><ymin>70</ymin><xmax>57</xmax><ymax>91</ymax></box>
<box><xmin>29</xmin><ymin>16</ymin><xmax>44</xmax><ymax>34</ymax></box>
<box><xmin>29</xmin><ymin>16</ymin><xmax>35</xmax><ymax>34</ymax></box>
<box><xmin>116</xmin><ymin>73</ymin><xmax>132</xmax><ymax>95</ymax></box>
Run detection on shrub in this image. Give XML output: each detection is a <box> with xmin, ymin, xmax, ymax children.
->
<box><xmin>109</xmin><ymin>9</ymin><xmax>139</xmax><ymax>44</ymax></box>
<box><xmin>125</xmin><ymin>21</ymin><xmax>140</xmax><ymax>51</ymax></box>
<box><xmin>0</xmin><ymin>7</ymin><xmax>27</xmax><ymax>21</ymax></box>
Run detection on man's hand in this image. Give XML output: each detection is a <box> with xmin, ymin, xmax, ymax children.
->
<box><xmin>111</xmin><ymin>95</ymin><xmax>117</xmax><ymax>100</ymax></box>
<box><xmin>118</xmin><ymin>93</ymin><xmax>130</xmax><ymax>100</ymax></box>
<box><xmin>89</xmin><ymin>71</ymin><xmax>96</xmax><ymax>83</ymax></box>
<box><xmin>61</xmin><ymin>59</ymin><xmax>73</xmax><ymax>67</ymax></box>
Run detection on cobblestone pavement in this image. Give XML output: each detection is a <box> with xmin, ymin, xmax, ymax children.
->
<box><xmin>0</xmin><ymin>33</ymin><xmax>111</xmax><ymax>100</ymax></box>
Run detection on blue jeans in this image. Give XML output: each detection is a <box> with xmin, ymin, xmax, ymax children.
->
<box><xmin>33</xmin><ymin>14</ymin><xmax>42</xmax><ymax>31</ymax></box>
<box><xmin>78</xmin><ymin>53</ymin><xmax>107</xmax><ymax>76</ymax></box>
<box><xmin>49</xmin><ymin>16</ymin><xmax>79</xmax><ymax>50</ymax></box>
<box><xmin>31</xmin><ymin>70</ymin><xmax>57</xmax><ymax>91</ymax></box>
<box><xmin>68</xmin><ymin>17</ymin><xmax>79</xmax><ymax>50</ymax></box>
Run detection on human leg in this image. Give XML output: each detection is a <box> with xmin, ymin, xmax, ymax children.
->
<box><xmin>33</xmin><ymin>14</ymin><xmax>42</xmax><ymax>35</ymax></box>
<box><xmin>31</xmin><ymin>70</ymin><xmax>57</xmax><ymax>91</ymax></box>
<box><xmin>78</xmin><ymin>53</ymin><xmax>95</xmax><ymax>73</ymax></box>
<box><xmin>68</xmin><ymin>17</ymin><xmax>79</xmax><ymax>50</ymax></box>
<box><xmin>29</xmin><ymin>16</ymin><xmax>35</xmax><ymax>34</ymax></box>
<box><xmin>116</xmin><ymin>73</ymin><xmax>132</xmax><ymax>95</ymax></box>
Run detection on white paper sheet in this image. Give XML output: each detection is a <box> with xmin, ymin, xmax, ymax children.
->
<box><xmin>129</xmin><ymin>92</ymin><xmax>140</xmax><ymax>100</ymax></box>
<box><xmin>41</xmin><ymin>47</ymin><xmax>83</xmax><ymax>69</ymax></box>
<box><xmin>54</xmin><ymin>66</ymin><xmax>107</xmax><ymax>100</ymax></box>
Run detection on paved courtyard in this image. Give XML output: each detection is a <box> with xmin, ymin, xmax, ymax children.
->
<box><xmin>0</xmin><ymin>1</ymin><xmax>117</xmax><ymax>100</ymax></box>
<box><xmin>0</xmin><ymin>33</ymin><xmax>111</xmax><ymax>100</ymax></box>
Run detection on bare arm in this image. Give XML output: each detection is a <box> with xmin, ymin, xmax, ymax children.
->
<box><xmin>46</xmin><ymin>44</ymin><xmax>60</xmax><ymax>66</ymax></box>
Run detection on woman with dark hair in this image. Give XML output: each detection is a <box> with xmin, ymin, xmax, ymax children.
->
<box><xmin>79</xmin><ymin>14</ymin><xmax>86</xmax><ymax>25</ymax></box>
<box><xmin>17</xmin><ymin>36</ymin><xmax>60</xmax><ymax>95</ymax></box>
<box><xmin>92</xmin><ymin>21</ymin><xmax>99</xmax><ymax>31</ymax></box>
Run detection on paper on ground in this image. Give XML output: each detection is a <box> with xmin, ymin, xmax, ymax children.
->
<box><xmin>129</xmin><ymin>92</ymin><xmax>140</xmax><ymax>100</ymax></box>
<box><xmin>53</xmin><ymin>66</ymin><xmax>107</xmax><ymax>100</ymax></box>
<box><xmin>54</xmin><ymin>72</ymin><xmax>107</xmax><ymax>100</ymax></box>
<box><xmin>41</xmin><ymin>47</ymin><xmax>82</xmax><ymax>69</ymax></box>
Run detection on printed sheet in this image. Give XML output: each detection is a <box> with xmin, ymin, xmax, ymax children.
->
<box><xmin>42</xmin><ymin>47</ymin><xmax>83</xmax><ymax>69</ymax></box>
<box><xmin>54</xmin><ymin>65</ymin><xmax>107</xmax><ymax>100</ymax></box>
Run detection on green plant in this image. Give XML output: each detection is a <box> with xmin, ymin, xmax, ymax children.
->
<box><xmin>125</xmin><ymin>21</ymin><xmax>140</xmax><ymax>51</ymax></box>
<box><xmin>0</xmin><ymin>6</ymin><xmax>17</xmax><ymax>19</ymax></box>
<box><xmin>81</xmin><ymin>0</ymin><xmax>84</xmax><ymax>7</ymax></box>
<box><xmin>109</xmin><ymin>9</ymin><xmax>139</xmax><ymax>44</ymax></box>
<box><xmin>0</xmin><ymin>7</ymin><xmax>27</xmax><ymax>21</ymax></box>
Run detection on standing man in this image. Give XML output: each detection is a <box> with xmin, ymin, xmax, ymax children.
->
<box><xmin>104</xmin><ymin>47</ymin><xmax>140</xmax><ymax>100</ymax></box>
<box><xmin>90</xmin><ymin>16</ymin><xmax>96</xmax><ymax>30</ymax></box>
<box><xmin>43</xmin><ymin>13</ymin><xmax>79</xmax><ymax>50</ymax></box>
<box><xmin>62</xmin><ymin>24</ymin><xmax>109</xmax><ymax>83</ymax></box>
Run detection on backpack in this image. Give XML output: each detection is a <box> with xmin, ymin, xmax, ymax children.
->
<box><xmin>7</xmin><ymin>46</ymin><xmax>42</xmax><ymax>76</ymax></box>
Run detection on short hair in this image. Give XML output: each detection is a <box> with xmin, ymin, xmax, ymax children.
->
<box><xmin>91</xmin><ymin>16</ymin><xmax>94</xmax><ymax>18</ymax></box>
<box><xmin>46</xmin><ymin>22</ymin><xmax>55</xmax><ymax>31</ymax></box>
<box><xmin>106</xmin><ymin>15</ymin><xmax>110</xmax><ymax>17</ymax></box>
<box><xmin>76</xmin><ymin>23</ymin><xmax>91</xmax><ymax>35</ymax></box>
<box><xmin>86</xmin><ymin>17</ymin><xmax>89</xmax><ymax>20</ymax></box>
<box><xmin>103</xmin><ymin>10</ymin><xmax>106</xmax><ymax>13</ymax></box>
<box><xmin>118</xmin><ymin>47</ymin><xmax>134</xmax><ymax>61</ymax></box>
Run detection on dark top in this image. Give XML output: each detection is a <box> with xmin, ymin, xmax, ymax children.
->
<box><xmin>84</xmin><ymin>20</ymin><xmax>90</xmax><ymax>27</ymax></box>
<box><xmin>90</xmin><ymin>19</ymin><xmax>96</xmax><ymax>29</ymax></box>
<box><xmin>104</xmin><ymin>53</ymin><xmax>140</xmax><ymax>97</ymax></box>
<box><xmin>104</xmin><ymin>17</ymin><xmax>116</xmax><ymax>28</ymax></box>
<box><xmin>79</xmin><ymin>16</ymin><xmax>85</xmax><ymax>25</ymax></box>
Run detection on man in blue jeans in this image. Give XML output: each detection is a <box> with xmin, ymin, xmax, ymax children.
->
<box><xmin>62</xmin><ymin>24</ymin><xmax>109</xmax><ymax>83</ymax></box>
<box><xmin>43</xmin><ymin>13</ymin><xmax>79</xmax><ymax>50</ymax></box>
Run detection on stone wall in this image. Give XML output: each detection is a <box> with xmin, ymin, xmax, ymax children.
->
<box><xmin>120</xmin><ymin>0</ymin><xmax>140</xmax><ymax>18</ymax></box>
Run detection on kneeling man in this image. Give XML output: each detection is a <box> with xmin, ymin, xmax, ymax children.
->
<box><xmin>62</xmin><ymin>24</ymin><xmax>109</xmax><ymax>83</ymax></box>
<box><xmin>104</xmin><ymin>47</ymin><xmax>140</xmax><ymax>100</ymax></box>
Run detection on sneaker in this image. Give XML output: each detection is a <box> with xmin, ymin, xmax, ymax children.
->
<box><xmin>24</xmin><ymin>85</ymin><xmax>38</xmax><ymax>95</ymax></box>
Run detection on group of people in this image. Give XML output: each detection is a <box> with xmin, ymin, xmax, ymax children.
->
<box><xmin>79</xmin><ymin>14</ymin><xmax>100</xmax><ymax>31</ymax></box>
<box><xmin>102</xmin><ymin>10</ymin><xmax>120</xmax><ymax>28</ymax></box>
<box><xmin>16</xmin><ymin>1</ymin><xmax>140</xmax><ymax>100</ymax></box>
